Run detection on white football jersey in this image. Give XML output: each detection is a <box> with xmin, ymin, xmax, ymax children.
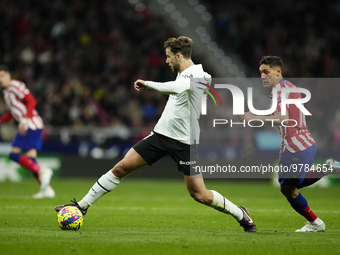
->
<box><xmin>145</xmin><ymin>64</ymin><xmax>211</xmax><ymax>145</ymax></box>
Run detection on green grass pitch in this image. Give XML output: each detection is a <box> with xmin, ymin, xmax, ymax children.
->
<box><xmin>1</xmin><ymin>178</ymin><xmax>340</xmax><ymax>255</ymax></box>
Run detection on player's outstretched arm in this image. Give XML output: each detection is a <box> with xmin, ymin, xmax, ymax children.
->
<box><xmin>134</xmin><ymin>77</ymin><xmax>190</xmax><ymax>94</ymax></box>
<box><xmin>144</xmin><ymin>78</ymin><xmax>189</xmax><ymax>94</ymax></box>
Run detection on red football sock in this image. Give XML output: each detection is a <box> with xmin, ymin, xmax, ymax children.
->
<box><xmin>18</xmin><ymin>155</ymin><xmax>41</xmax><ymax>174</ymax></box>
<box><xmin>299</xmin><ymin>205</ymin><xmax>318</xmax><ymax>222</ymax></box>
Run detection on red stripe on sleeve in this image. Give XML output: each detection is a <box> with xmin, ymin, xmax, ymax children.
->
<box><xmin>22</xmin><ymin>93</ymin><xmax>37</xmax><ymax>118</ymax></box>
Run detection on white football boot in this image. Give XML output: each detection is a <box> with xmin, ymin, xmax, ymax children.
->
<box><xmin>38</xmin><ymin>167</ymin><xmax>53</xmax><ymax>190</ymax></box>
<box><xmin>325</xmin><ymin>158</ymin><xmax>340</xmax><ymax>173</ymax></box>
<box><xmin>33</xmin><ymin>185</ymin><xmax>55</xmax><ymax>199</ymax></box>
<box><xmin>295</xmin><ymin>218</ymin><xmax>325</xmax><ymax>232</ymax></box>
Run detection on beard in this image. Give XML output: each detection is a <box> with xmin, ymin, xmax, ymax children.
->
<box><xmin>171</xmin><ymin>62</ymin><xmax>180</xmax><ymax>73</ymax></box>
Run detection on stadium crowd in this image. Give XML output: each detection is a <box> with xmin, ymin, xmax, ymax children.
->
<box><xmin>0</xmin><ymin>0</ymin><xmax>175</xmax><ymax>132</ymax></box>
<box><xmin>206</xmin><ymin>0</ymin><xmax>340</xmax><ymax>77</ymax></box>
<box><xmin>0</xmin><ymin>0</ymin><xmax>339</xmax><ymax>152</ymax></box>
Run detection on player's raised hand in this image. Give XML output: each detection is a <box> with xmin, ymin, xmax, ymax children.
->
<box><xmin>134</xmin><ymin>79</ymin><xmax>148</xmax><ymax>91</ymax></box>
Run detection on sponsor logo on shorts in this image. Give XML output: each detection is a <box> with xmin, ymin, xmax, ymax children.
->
<box><xmin>179</xmin><ymin>160</ymin><xmax>197</xmax><ymax>165</ymax></box>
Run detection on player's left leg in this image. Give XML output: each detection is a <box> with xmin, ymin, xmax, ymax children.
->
<box><xmin>279</xmin><ymin>145</ymin><xmax>325</xmax><ymax>232</ymax></box>
<box><xmin>280</xmin><ymin>184</ymin><xmax>325</xmax><ymax>232</ymax></box>
<box><xmin>170</xmin><ymin>141</ymin><xmax>255</xmax><ymax>232</ymax></box>
<box><xmin>10</xmin><ymin>129</ymin><xmax>53</xmax><ymax>193</ymax></box>
<box><xmin>22</xmin><ymin>148</ymin><xmax>40</xmax><ymax>184</ymax></box>
<box><xmin>184</xmin><ymin>174</ymin><xmax>256</xmax><ymax>232</ymax></box>
<box><xmin>9</xmin><ymin>147</ymin><xmax>40</xmax><ymax>181</ymax></box>
<box><xmin>25</xmin><ymin>149</ymin><xmax>55</xmax><ymax>199</ymax></box>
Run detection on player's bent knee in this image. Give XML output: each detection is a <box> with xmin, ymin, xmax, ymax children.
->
<box><xmin>190</xmin><ymin>192</ymin><xmax>203</xmax><ymax>203</ymax></box>
<box><xmin>280</xmin><ymin>185</ymin><xmax>288</xmax><ymax>196</ymax></box>
<box><xmin>189</xmin><ymin>191</ymin><xmax>209</xmax><ymax>205</ymax></box>
<box><xmin>112</xmin><ymin>162</ymin><xmax>127</xmax><ymax>177</ymax></box>
<box><xmin>280</xmin><ymin>185</ymin><xmax>297</xmax><ymax>199</ymax></box>
<box><xmin>112</xmin><ymin>159</ymin><xmax>139</xmax><ymax>178</ymax></box>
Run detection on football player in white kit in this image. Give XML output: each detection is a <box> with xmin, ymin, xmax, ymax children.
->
<box><xmin>55</xmin><ymin>36</ymin><xmax>256</xmax><ymax>232</ymax></box>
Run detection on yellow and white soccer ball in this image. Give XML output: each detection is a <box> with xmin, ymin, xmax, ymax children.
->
<box><xmin>57</xmin><ymin>206</ymin><xmax>84</xmax><ymax>230</ymax></box>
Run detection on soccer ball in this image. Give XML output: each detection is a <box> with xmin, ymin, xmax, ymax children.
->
<box><xmin>57</xmin><ymin>206</ymin><xmax>84</xmax><ymax>230</ymax></box>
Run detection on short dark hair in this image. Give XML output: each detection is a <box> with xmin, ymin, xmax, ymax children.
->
<box><xmin>164</xmin><ymin>36</ymin><xmax>193</xmax><ymax>59</ymax></box>
<box><xmin>259</xmin><ymin>56</ymin><xmax>283</xmax><ymax>69</ymax></box>
<box><xmin>0</xmin><ymin>65</ymin><xmax>10</xmax><ymax>73</ymax></box>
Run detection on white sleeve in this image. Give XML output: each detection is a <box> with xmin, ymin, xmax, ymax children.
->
<box><xmin>145</xmin><ymin>77</ymin><xmax>190</xmax><ymax>94</ymax></box>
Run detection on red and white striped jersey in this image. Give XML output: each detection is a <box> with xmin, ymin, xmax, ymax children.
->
<box><xmin>0</xmin><ymin>80</ymin><xmax>43</xmax><ymax>130</ymax></box>
<box><xmin>270</xmin><ymin>79</ymin><xmax>315</xmax><ymax>153</ymax></box>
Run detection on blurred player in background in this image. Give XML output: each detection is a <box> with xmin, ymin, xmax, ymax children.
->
<box><xmin>0</xmin><ymin>65</ymin><xmax>54</xmax><ymax>199</ymax></box>
<box><xmin>239</xmin><ymin>56</ymin><xmax>339</xmax><ymax>232</ymax></box>
<box><xmin>55</xmin><ymin>36</ymin><xmax>256</xmax><ymax>232</ymax></box>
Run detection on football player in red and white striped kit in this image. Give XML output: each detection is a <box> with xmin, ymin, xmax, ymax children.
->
<box><xmin>0</xmin><ymin>65</ymin><xmax>54</xmax><ymax>199</ymax></box>
<box><xmin>239</xmin><ymin>56</ymin><xmax>336</xmax><ymax>232</ymax></box>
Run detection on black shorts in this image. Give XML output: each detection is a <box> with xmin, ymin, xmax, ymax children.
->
<box><xmin>133</xmin><ymin>131</ymin><xmax>200</xmax><ymax>176</ymax></box>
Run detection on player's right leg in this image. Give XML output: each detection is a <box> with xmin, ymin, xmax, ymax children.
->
<box><xmin>298</xmin><ymin>158</ymin><xmax>340</xmax><ymax>188</ymax></box>
<box><xmin>55</xmin><ymin>147</ymin><xmax>147</xmax><ymax>213</ymax></box>
<box><xmin>184</xmin><ymin>174</ymin><xmax>256</xmax><ymax>232</ymax></box>
<box><xmin>55</xmin><ymin>131</ymin><xmax>168</xmax><ymax>214</ymax></box>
